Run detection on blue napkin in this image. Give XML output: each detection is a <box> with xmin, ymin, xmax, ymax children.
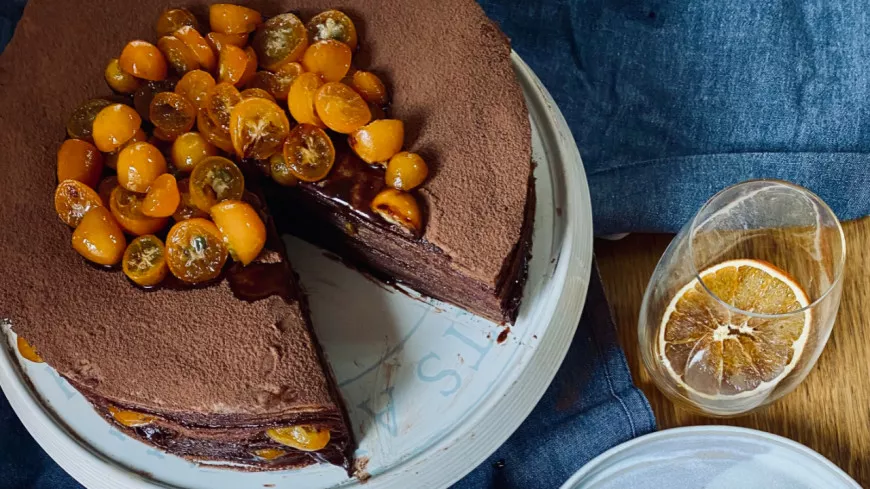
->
<box><xmin>454</xmin><ymin>269</ymin><xmax>655</xmax><ymax>488</ymax></box>
<box><xmin>479</xmin><ymin>0</ymin><xmax>870</xmax><ymax>235</ymax></box>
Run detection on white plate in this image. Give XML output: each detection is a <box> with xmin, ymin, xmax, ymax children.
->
<box><xmin>0</xmin><ymin>53</ymin><xmax>593</xmax><ymax>489</ymax></box>
<box><xmin>560</xmin><ymin>426</ymin><xmax>860</xmax><ymax>489</ymax></box>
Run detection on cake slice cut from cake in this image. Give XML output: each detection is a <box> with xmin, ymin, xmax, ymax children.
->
<box><xmin>0</xmin><ymin>0</ymin><xmax>533</xmax><ymax>474</ymax></box>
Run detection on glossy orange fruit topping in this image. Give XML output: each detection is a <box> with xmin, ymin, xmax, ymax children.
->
<box><xmin>57</xmin><ymin>139</ymin><xmax>104</xmax><ymax>189</ymax></box>
<box><xmin>119</xmin><ymin>40</ymin><xmax>168</xmax><ymax>81</ymax></box>
<box><xmin>71</xmin><ymin>206</ymin><xmax>126</xmax><ymax>266</ymax></box>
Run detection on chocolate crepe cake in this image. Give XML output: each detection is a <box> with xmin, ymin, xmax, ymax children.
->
<box><xmin>0</xmin><ymin>0</ymin><xmax>532</xmax><ymax>475</ymax></box>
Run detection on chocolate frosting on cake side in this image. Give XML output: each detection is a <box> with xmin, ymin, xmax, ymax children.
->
<box><xmin>0</xmin><ymin>0</ymin><xmax>531</xmax><ymax>416</ymax></box>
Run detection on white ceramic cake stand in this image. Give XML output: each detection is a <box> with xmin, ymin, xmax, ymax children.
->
<box><xmin>0</xmin><ymin>52</ymin><xmax>593</xmax><ymax>489</ymax></box>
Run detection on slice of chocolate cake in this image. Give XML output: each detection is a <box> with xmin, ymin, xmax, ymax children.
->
<box><xmin>0</xmin><ymin>0</ymin><xmax>533</xmax><ymax>474</ymax></box>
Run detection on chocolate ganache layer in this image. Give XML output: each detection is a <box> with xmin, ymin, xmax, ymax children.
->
<box><xmin>0</xmin><ymin>0</ymin><xmax>533</xmax><ymax>474</ymax></box>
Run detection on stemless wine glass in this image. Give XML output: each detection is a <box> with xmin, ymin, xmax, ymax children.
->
<box><xmin>639</xmin><ymin>180</ymin><xmax>845</xmax><ymax>416</ymax></box>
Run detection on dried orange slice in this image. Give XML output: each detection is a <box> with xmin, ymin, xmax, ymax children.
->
<box><xmin>659</xmin><ymin>259</ymin><xmax>811</xmax><ymax>400</ymax></box>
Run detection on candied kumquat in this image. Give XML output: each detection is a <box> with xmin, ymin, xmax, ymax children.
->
<box><xmin>134</xmin><ymin>79</ymin><xmax>176</xmax><ymax>122</ymax></box>
<box><xmin>301</xmin><ymin>40</ymin><xmax>352</xmax><ymax>82</ymax></box>
<box><xmin>71</xmin><ymin>207</ymin><xmax>126</xmax><ymax>266</ymax></box>
<box><xmin>150</xmin><ymin>91</ymin><xmax>197</xmax><ymax>138</ymax></box>
<box><xmin>105</xmin><ymin>128</ymin><xmax>147</xmax><ymax>170</ymax></box>
<box><xmin>240</xmin><ymin>87</ymin><xmax>275</xmax><ymax>102</ymax></box>
<box><xmin>385</xmin><ymin>152</ymin><xmax>428</xmax><ymax>190</ymax></box>
<box><xmin>348</xmin><ymin>119</ymin><xmax>404</xmax><ymax>164</ymax></box>
<box><xmin>173</xmin><ymin>178</ymin><xmax>209</xmax><ymax>221</ymax></box>
<box><xmin>229</xmin><ymin>97</ymin><xmax>290</xmax><ymax>160</ymax></box>
<box><xmin>122</xmin><ymin>235</ymin><xmax>168</xmax><ymax>287</ymax></box>
<box><xmin>371</xmin><ymin>188</ymin><xmax>423</xmax><ymax>236</ymax></box>
<box><xmin>254</xmin><ymin>448</ymin><xmax>286</xmax><ymax>461</ymax></box>
<box><xmin>67</xmin><ymin>98</ymin><xmax>112</xmax><ymax>141</ymax></box>
<box><xmin>157</xmin><ymin>35</ymin><xmax>200</xmax><ymax>75</ymax></box>
<box><xmin>206</xmin><ymin>82</ymin><xmax>242</xmax><ymax>131</ymax></box>
<box><xmin>351</xmin><ymin>71</ymin><xmax>388</xmax><ymax>106</ymax></box>
<box><xmin>269</xmin><ymin>152</ymin><xmax>299</xmax><ymax>187</ymax></box>
<box><xmin>206</xmin><ymin>31</ymin><xmax>249</xmax><ymax>53</ymax></box>
<box><xmin>117</xmin><ymin>142</ymin><xmax>167</xmax><ymax>193</ymax></box>
<box><xmin>17</xmin><ymin>337</ymin><xmax>43</xmax><ymax>363</ymax></box>
<box><xmin>266</xmin><ymin>425</ymin><xmax>331</xmax><ymax>452</ymax></box>
<box><xmin>97</xmin><ymin>176</ymin><xmax>119</xmax><ymax>205</ymax></box>
<box><xmin>218</xmin><ymin>44</ymin><xmax>249</xmax><ymax>86</ymax></box>
<box><xmin>110</xmin><ymin>186</ymin><xmax>169</xmax><ymax>236</ymax></box>
<box><xmin>156</xmin><ymin>8</ymin><xmax>197</xmax><ymax>38</ymax></box>
<box><xmin>143</xmin><ymin>173</ymin><xmax>181</xmax><ymax>218</ymax></box>
<box><xmin>197</xmin><ymin>109</ymin><xmax>235</xmax><ymax>153</ymax></box>
<box><xmin>57</xmin><ymin>139</ymin><xmax>103</xmax><ymax>189</ymax></box>
<box><xmin>251</xmin><ymin>13</ymin><xmax>307</xmax><ymax>70</ymax></box>
<box><xmin>175</xmin><ymin>70</ymin><xmax>216</xmax><ymax>110</ymax></box>
<box><xmin>92</xmin><ymin>103</ymin><xmax>142</xmax><ymax>152</ymax></box>
<box><xmin>54</xmin><ymin>179</ymin><xmax>103</xmax><ymax>228</ymax></box>
<box><xmin>314</xmin><ymin>81</ymin><xmax>371</xmax><ymax>134</ymax></box>
<box><xmin>209</xmin><ymin>4</ymin><xmax>262</xmax><ymax>34</ymax></box>
<box><xmin>306</xmin><ymin>10</ymin><xmax>358</xmax><ymax>50</ymax></box>
<box><xmin>271</xmin><ymin>62</ymin><xmax>304</xmax><ymax>100</ymax></box>
<box><xmin>174</xmin><ymin>26</ymin><xmax>217</xmax><ymax>72</ymax></box>
<box><xmin>288</xmin><ymin>72</ymin><xmax>324</xmax><ymax>127</ymax></box>
<box><xmin>108</xmin><ymin>405</ymin><xmax>156</xmax><ymax>427</ymax></box>
<box><xmin>210</xmin><ymin>200</ymin><xmax>266</xmax><ymax>265</ymax></box>
<box><xmin>240</xmin><ymin>47</ymin><xmax>258</xmax><ymax>87</ymax></box>
<box><xmin>165</xmin><ymin>218</ymin><xmax>228</xmax><ymax>283</ymax></box>
<box><xmin>104</xmin><ymin>58</ymin><xmax>142</xmax><ymax>94</ymax></box>
<box><xmin>119</xmin><ymin>40</ymin><xmax>168</xmax><ymax>81</ymax></box>
<box><xmin>171</xmin><ymin>132</ymin><xmax>217</xmax><ymax>172</ymax></box>
<box><xmin>189</xmin><ymin>156</ymin><xmax>245</xmax><ymax>211</ymax></box>
<box><xmin>282</xmin><ymin>124</ymin><xmax>335</xmax><ymax>182</ymax></box>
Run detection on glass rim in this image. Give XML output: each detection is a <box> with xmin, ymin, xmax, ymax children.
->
<box><xmin>687</xmin><ymin>179</ymin><xmax>846</xmax><ymax>318</ymax></box>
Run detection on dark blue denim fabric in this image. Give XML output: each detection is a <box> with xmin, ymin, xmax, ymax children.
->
<box><xmin>479</xmin><ymin>0</ymin><xmax>870</xmax><ymax>235</ymax></box>
<box><xmin>452</xmin><ymin>269</ymin><xmax>655</xmax><ymax>489</ymax></box>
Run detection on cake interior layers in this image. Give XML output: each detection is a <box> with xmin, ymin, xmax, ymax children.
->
<box><xmin>263</xmin><ymin>144</ymin><xmax>536</xmax><ymax>324</ymax></box>
<box><xmin>77</xmin><ymin>385</ymin><xmax>351</xmax><ymax>470</ymax></box>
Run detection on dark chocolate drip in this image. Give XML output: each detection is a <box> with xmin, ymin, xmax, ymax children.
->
<box><xmin>302</xmin><ymin>142</ymin><xmax>386</xmax><ymax>221</ymax></box>
<box><xmin>226</xmin><ymin>260</ymin><xmax>292</xmax><ymax>302</ymax></box>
